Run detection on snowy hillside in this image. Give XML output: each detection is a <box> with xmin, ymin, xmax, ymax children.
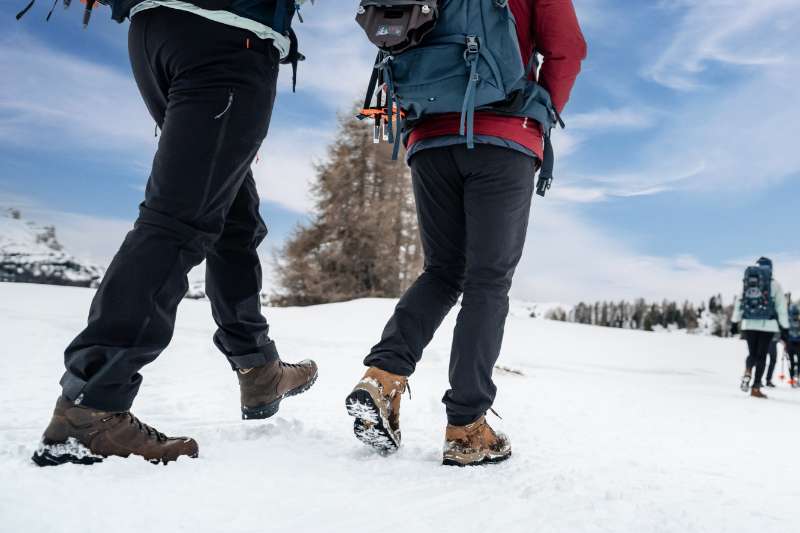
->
<box><xmin>0</xmin><ymin>283</ymin><xmax>797</xmax><ymax>533</ymax></box>
<box><xmin>0</xmin><ymin>209</ymin><xmax>103</xmax><ymax>287</ymax></box>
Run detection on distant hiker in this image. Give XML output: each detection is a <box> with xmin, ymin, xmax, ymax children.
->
<box><xmin>765</xmin><ymin>333</ymin><xmax>780</xmax><ymax>388</ymax></box>
<box><xmin>731</xmin><ymin>257</ymin><xmax>789</xmax><ymax>399</ymax></box>
<box><xmin>786</xmin><ymin>304</ymin><xmax>800</xmax><ymax>388</ymax></box>
<box><xmin>346</xmin><ymin>0</ymin><xmax>586</xmax><ymax>465</ymax></box>
<box><xmin>31</xmin><ymin>1</ymin><xmax>318</xmax><ymax>467</ymax></box>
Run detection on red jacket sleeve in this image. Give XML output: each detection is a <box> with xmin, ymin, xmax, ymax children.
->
<box><xmin>533</xmin><ymin>0</ymin><xmax>587</xmax><ymax>114</ymax></box>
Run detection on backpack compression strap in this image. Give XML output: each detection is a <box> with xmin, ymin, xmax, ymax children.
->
<box><xmin>458</xmin><ymin>35</ymin><xmax>480</xmax><ymax>150</ymax></box>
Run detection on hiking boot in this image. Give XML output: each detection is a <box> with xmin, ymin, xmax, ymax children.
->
<box><xmin>345</xmin><ymin>366</ymin><xmax>408</xmax><ymax>452</ymax></box>
<box><xmin>443</xmin><ymin>415</ymin><xmax>511</xmax><ymax>467</ymax></box>
<box><xmin>765</xmin><ymin>381</ymin><xmax>776</xmax><ymax>388</ymax></box>
<box><xmin>740</xmin><ymin>374</ymin><xmax>751</xmax><ymax>392</ymax></box>
<box><xmin>751</xmin><ymin>387</ymin><xmax>768</xmax><ymax>399</ymax></box>
<box><xmin>32</xmin><ymin>396</ymin><xmax>198</xmax><ymax>467</ymax></box>
<box><xmin>238</xmin><ymin>358</ymin><xmax>318</xmax><ymax>420</ymax></box>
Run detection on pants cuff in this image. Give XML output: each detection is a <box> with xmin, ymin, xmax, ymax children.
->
<box><xmin>363</xmin><ymin>351</ymin><xmax>414</xmax><ymax>377</ymax></box>
<box><xmin>447</xmin><ymin>413</ymin><xmax>483</xmax><ymax>427</ymax></box>
<box><xmin>226</xmin><ymin>341</ymin><xmax>280</xmax><ymax>370</ymax></box>
<box><xmin>59</xmin><ymin>371</ymin><xmax>87</xmax><ymax>403</ymax></box>
<box><xmin>60</xmin><ymin>371</ymin><xmax>137</xmax><ymax>412</ymax></box>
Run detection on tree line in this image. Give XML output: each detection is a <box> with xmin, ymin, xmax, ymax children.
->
<box><xmin>542</xmin><ymin>295</ymin><xmax>748</xmax><ymax>337</ymax></box>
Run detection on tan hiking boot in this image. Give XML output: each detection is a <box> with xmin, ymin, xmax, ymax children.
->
<box><xmin>751</xmin><ymin>387</ymin><xmax>768</xmax><ymax>399</ymax></box>
<box><xmin>238</xmin><ymin>358</ymin><xmax>318</xmax><ymax>419</ymax></box>
<box><xmin>32</xmin><ymin>396</ymin><xmax>198</xmax><ymax>467</ymax></box>
<box><xmin>443</xmin><ymin>415</ymin><xmax>511</xmax><ymax>467</ymax></box>
<box><xmin>345</xmin><ymin>367</ymin><xmax>408</xmax><ymax>452</ymax></box>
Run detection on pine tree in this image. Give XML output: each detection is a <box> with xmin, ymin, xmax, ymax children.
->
<box><xmin>271</xmin><ymin>113</ymin><xmax>422</xmax><ymax>306</ymax></box>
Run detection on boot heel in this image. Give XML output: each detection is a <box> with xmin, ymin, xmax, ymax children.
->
<box><xmin>241</xmin><ymin>399</ymin><xmax>281</xmax><ymax>420</ymax></box>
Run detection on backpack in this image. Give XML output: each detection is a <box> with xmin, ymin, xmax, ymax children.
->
<box><xmin>740</xmin><ymin>265</ymin><xmax>775</xmax><ymax>321</ymax></box>
<box><xmin>789</xmin><ymin>304</ymin><xmax>800</xmax><ymax>342</ymax></box>
<box><xmin>356</xmin><ymin>0</ymin><xmax>564</xmax><ymax>197</ymax></box>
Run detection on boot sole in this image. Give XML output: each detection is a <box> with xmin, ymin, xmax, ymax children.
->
<box><xmin>31</xmin><ymin>438</ymin><xmax>199</xmax><ymax>467</ymax></box>
<box><xmin>345</xmin><ymin>389</ymin><xmax>399</xmax><ymax>453</ymax></box>
<box><xmin>241</xmin><ymin>370</ymin><xmax>319</xmax><ymax>420</ymax></box>
<box><xmin>32</xmin><ymin>438</ymin><xmax>105</xmax><ymax>467</ymax></box>
<box><xmin>442</xmin><ymin>450</ymin><xmax>512</xmax><ymax>467</ymax></box>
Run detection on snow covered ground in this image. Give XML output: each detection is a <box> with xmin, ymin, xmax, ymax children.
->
<box><xmin>0</xmin><ymin>283</ymin><xmax>797</xmax><ymax>533</ymax></box>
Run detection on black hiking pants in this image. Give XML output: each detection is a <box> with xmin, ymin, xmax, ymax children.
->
<box><xmin>365</xmin><ymin>144</ymin><xmax>537</xmax><ymax>426</ymax></box>
<box><xmin>787</xmin><ymin>342</ymin><xmax>800</xmax><ymax>379</ymax></box>
<box><xmin>744</xmin><ymin>331</ymin><xmax>775</xmax><ymax>389</ymax></box>
<box><xmin>766</xmin><ymin>338</ymin><xmax>778</xmax><ymax>383</ymax></box>
<box><xmin>60</xmin><ymin>8</ymin><xmax>280</xmax><ymax>411</ymax></box>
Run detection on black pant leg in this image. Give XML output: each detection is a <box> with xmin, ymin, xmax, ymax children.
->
<box><xmin>443</xmin><ymin>145</ymin><xmax>536</xmax><ymax>425</ymax></box>
<box><xmin>206</xmin><ymin>171</ymin><xmax>278</xmax><ymax>369</ymax></box>
<box><xmin>364</xmin><ymin>148</ymin><xmax>467</xmax><ymax>376</ymax></box>
<box><xmin>61</xmin><ymin>9</ymin><xmax>279</xmax><ymax>411</ymax></box>
<box><xmin>766</xmin><ymin>340</ymin><xmax>778</xmax><ymax>382</ymax></box>
<box><xmin>747</xmin><ymin>331</ymin><xmax>773</xmax><ymax>388</ymax></box>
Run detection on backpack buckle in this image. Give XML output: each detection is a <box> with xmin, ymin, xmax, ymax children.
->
<box><xmin>465</xmin><ymin>35</ymin><xmax>480</xmax><ymax>55</ymax></box>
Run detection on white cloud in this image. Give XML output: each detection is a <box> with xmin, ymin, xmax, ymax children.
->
<box><xmin>0</xmin><ymin>35</ymin><xmax>155</xmax><ymax>155</ymax></box>
<box><xmin>568</xmin><ymin>107</ymin><xmax>657</xmax><ymax>131</ymax></box>
<box><xmin>513</xmin><ymin>201</ymin><xmax>800</xmax><ymax>304</ymax></box>
<box><xmin>279</xmin><ymin>5</ymin><xmax>376</xmax><ymax>105</ymax></box>
<box><xmin>646</xmin><ymin>0</ymin><xmax>799</xmax><ymax>91</ymax></box>
<box><xmin>253</xmin><ymin>125</ymin><xmax>334</xmax><ymax>213</ymax></box>
<box><xmin>556</xmin><ymin>0</ymin><xmax>800</xmax><ymax>203</ymax></box>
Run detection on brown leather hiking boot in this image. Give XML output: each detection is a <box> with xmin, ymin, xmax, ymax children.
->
<box><xmin>443</xmin><ymin>415</ymin><xmax>512</xmax><ymax>467</ymax></box>
<box><xmin>238</xmin><ymin>358</ymin><xmax>318</xmax><ymax>419</ymax></box>
<box><xmin>345</xmin><ymin>366</ymin><xmax>408</xmax><ymax>452</ymax></box>
<box><xmin>32</xmin><ymin>396</ymin><xmax>198</xmax><ymax>467</ymax></box>
<box><xmin>751</xmin><ymin>387</ymin><xmax>768</xmax><ymax>399</ymax></box>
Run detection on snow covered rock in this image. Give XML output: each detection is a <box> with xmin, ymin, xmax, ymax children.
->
<box><xmin>0</xmin><ymin>208</ymin><xmax>104</xmax><ymax>288</ymax></box>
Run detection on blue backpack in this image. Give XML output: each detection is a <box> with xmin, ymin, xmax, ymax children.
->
<box><xmin>356</xmin><ymin>0</ymin><xmax>563</xmax><ymax>196</ymax></box>
<box><xmin>788</xmin><ymin>304</ymin><xmax>800</xmax><ymax>342</ymax></box>
<box><xmin>741</xmin><ymin>265</ymin><xmax>775</xmax><ymax>321</ymax></box>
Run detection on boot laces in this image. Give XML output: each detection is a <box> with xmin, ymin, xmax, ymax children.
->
<box><xmin>118</xmin><ymin>413</ymin><xmax>168</xmax><ymax>442</ymax></box>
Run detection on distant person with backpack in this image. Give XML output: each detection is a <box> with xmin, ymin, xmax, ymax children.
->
<box><xmin>28</xmin><ymin>0</ymin><xmax>318</xmax><ymax>466</ymax></box>
<box><xmin>786</xmin><ymin>304</ymin><xmax>800</xmax><ymax>388</ymax></box>
<box><xmin>731</xmin><ymin>257</ymin><xmax>790</xmax><ymax>399</ymax></box>
<box><xmin>345</xmin><ymin>0</ymin><xmax>586</xmax><ymax>465</ymax></box>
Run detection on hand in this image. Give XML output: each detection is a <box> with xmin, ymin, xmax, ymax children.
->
<box><xmin>730</xmin><ymin>322</ymin><xmax>740</xmax><ymax>336</ymax></box>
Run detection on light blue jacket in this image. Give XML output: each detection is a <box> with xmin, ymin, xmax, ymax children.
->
<box><xmin>731</xmin><ymin>279</ymin><xmax>789</xmax><ymax>333</ymax></box>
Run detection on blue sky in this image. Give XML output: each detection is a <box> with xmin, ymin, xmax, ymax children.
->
<box><xmin>1</xmin><ymin>0</ymin><xmax>799</xmax><ymax>303</ymax></box>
